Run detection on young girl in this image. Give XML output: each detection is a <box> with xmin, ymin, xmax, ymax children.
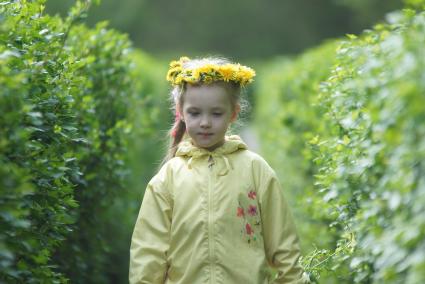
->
<box><xmin>129</xmin><ymin>56</ymin><xmax>310</xmax><ymax>284</ymax></box>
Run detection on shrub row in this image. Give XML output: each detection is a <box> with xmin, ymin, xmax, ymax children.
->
<box><xmin>314</xmin><ymin>8</ymin><xmax>425</xmax><ymax>283</ymax></box>
<box><xmin>0</xmin><ymin>1</ymin><xmax>168</xmax><ymax>282</ymax></box>
<box><xmin>254</xmin><ymin>6</ymin><xmax>425</xmax><ymax>284</ymax></box>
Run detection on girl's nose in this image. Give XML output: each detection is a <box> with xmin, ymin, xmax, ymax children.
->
<box><xmin>200</xmin><ymin>115</ymin><xmax>211</xmax><ymax>128</ymax></box>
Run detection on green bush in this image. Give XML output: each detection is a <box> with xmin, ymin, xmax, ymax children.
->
<box><xmin>1</xmin><ymin>1</ymin><xmax>88</xmax><ymax>282</ymax></box>
<box><xmin>49</xmin><ymin>19</ymin><xmax>140</xmax><ymax>283</ymax></box>
<box><xmin>0</xmin><ymin>1</ymin><xmax>166</xmax><ymax>282</ymax></box>
<box><xmin>312</xmin><ymin>8</ymin><xmax>425</xmax><ymax>283</ymax></box>
<box><xmin>255</xmin><ymin>5</ymin><xmax>425</xmax><ymax>284</ymax></box>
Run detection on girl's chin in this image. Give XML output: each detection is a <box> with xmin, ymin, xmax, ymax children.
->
<box><xmin>195</xmin><ymin>141</ymin><xmax>215</xmax><ymax>149</ymax></box>
<box><xmin>198</xmin><ymin>140</ymin><xmax>225</xmax><ymax>151</ymax></box>
<box><xmin>189</xmin><ymin>134</ymin><xmax>225</xmax><ymax>151</ymax></box>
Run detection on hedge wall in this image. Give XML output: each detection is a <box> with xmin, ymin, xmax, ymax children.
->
<box><xmin>254</xmin><ymin>5</ymin><xmax>425</xmax><ymax>284</ymax></box>
<box><xmin>0</xmin><ymin>1</ymin><xmax>167</xmax><ymax>282</ymax></box>
<box><xmin>313</xmin><ymin>8</ymin><xmax>425</xmax><ymax>283</ymax></box>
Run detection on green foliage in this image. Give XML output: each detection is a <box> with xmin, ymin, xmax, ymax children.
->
<box><xmin>1</xmin><ymin>1</ymin><xmax>88</xmax><ymax>282</ymax></box>
<box><xmin>314</xmin><ymin>8</ymin><xmax>425</xmax><ymax>283</ymax></box>
<box><xmin>0</xmin><ymin>1</ymin><xmax>166</xmax><ymax>282</ymax></box>
<box><xmin>254</xmin><ymin>6</ymin><xmax>425</xmax><ymax>284</ymax></box>
<box><xmin>49</xmin><ymin>19</ymin><xmax>138</xmax><ymax>283</ymax></box>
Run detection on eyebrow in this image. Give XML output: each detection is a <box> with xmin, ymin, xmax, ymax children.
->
<box><xmin>186</xmin><ymin>106</ymin><xmax>224</xmax><ymax>111</ymax></box>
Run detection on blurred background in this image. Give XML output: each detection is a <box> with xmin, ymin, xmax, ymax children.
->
<box><xmin>46</xmin><ymin>0</ymin><xmax>403</xmax><ymax>60</ymax></box>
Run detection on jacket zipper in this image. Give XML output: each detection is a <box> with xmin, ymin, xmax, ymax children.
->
<box><xmin>207</xmin><ymin>155</ymin><xmax>216</xmax><ymax>283</ymax></box>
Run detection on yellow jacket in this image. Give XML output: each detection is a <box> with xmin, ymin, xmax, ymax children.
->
<box><xmin>130</xmin><ymin>135</ymin><xmax>309</xmax><ymax>284</ymax></box>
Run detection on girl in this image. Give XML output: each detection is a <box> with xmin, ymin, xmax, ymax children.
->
<box><xmin>129</xmin><ymin>56</ymin><xmax>310</xmax><ymax>284</ymax></box>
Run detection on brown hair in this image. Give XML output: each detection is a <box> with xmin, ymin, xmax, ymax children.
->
<box><xmin>158</xmin><ymin>57</ymin><xmax>248</xmax><ymax>169</ymax></box>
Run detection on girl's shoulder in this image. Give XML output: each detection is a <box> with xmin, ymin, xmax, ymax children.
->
<box><xmin>147</xmin><ymin>158</ymin><xmax>178</xmax><ymax>186</ymax></box>
<box><xmin>228</xmin><ymin>149</ymin><xmax>278</xmax><ymax>181</ymax></box>
<box><xmin>234</xmin><ymin>148</ymin><xmax>275</xmax><ymax>170</ymax></box>
<box><xmin>148</xmin><ymin>156</ymin><xmax>188</xmax><ymax>184</ymax></box>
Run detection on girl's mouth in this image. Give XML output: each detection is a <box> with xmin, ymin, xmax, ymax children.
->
<box><xmin>199</xmin><ymin>133</ymin><xmax>213</xmax><ymax>137</ymax></box>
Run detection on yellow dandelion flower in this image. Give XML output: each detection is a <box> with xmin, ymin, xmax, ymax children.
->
<box><xmin>217</xmin><ymin>65</ymin><xmax>235</xmax><ymax>82</ymax></box>
<box><xmin>174</xmin><ymin>76</ymin><xmax>183</xmax><ymax>85</ymax></box>
<box><xmin>238</xmin><ymin>68</ymin><xmax>255</xmax><ymax>83</ymax></box>
<box><xmin>169</xmin><ymin>60</ymin><xmax>180</xmax><ymax>68</ymax></box>
<box><xmin>192</xmin><ymin>70</ymin><xmax>201</xmax><ymax>81</ymax></box>
<box><xmin>166</xmin><ymin>71</ymin><xmax>175</xmax><ymax>82</ymax></box>
<box><xmin>196</xmin><ymin>64</ymin><xmax>215</xmax><ymax>75</ymax></box>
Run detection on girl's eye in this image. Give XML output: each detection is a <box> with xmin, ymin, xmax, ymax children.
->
<box><xmin>213</xmin><ymin>113</ymin><xmax>223</xmax><ymax>116</ymax></box>
<box><xmin>189</xmin><ymin>112</ymin><xmax>199</xmax><ymax>116</ymax></box>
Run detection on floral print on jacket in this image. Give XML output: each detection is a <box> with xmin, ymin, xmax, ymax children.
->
<box><xmin>237</xmin><ymin>189</ymin><xmax>262</xmax><ymax>244</ymax></box>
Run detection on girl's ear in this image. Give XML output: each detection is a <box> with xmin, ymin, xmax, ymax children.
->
<box><xmin>231</xmin><ymin>104</ymin><xmax>240</xmax><ymax>122</ymax></box>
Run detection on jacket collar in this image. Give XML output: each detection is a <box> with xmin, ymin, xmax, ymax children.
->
<box><xmin>176</xmin><ymin>134</ymin><xmax>247</xmax><ymax>158</ymax></box>
<box><xmin>175</xmin><ymin>135</ymin><xmax>248</xmax><ymax>176</ymax></box>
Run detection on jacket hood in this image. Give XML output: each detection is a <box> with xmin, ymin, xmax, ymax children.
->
<box><xmin>175</xmin><ymin>135</ymin><xmax>248</xmax><ymax>176</ymax></box>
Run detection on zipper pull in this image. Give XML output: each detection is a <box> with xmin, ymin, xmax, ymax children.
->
<box><xmin>208</xmin><ymin>155</ymin><xmax>215</xmax><ymax>169</ymax></box>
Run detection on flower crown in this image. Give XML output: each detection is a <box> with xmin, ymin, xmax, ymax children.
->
<box><xmin>166</xmin><ymin>56</ymin><xmax>256</xmax><ymax>87</ymax></box>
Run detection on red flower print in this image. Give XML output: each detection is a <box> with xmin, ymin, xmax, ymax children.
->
<box><xmin>248</xmin><ymin>205</ymin><xmax>257</xmax><ymax>216</ymax></box>
<box><xmin>246</xmin><ymin>223</ymin><xmax>253</xmax><ymax>235</ymax></box>
<box><xmin>248</xmin><ymin>190</ymin><xmax>257</xmax><ymax>200</ymax></box>
<box><xmin>237</xmin><ymin>207</ymin><xmax>245</xmax><ymax>217</ymax></box>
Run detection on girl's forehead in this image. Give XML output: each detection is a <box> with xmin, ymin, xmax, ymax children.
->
<box><xmin>184</xmin><ymin>84</ymin><xmax>232</xmax><ymax>108</ymax></box>
<box><xmin>185</xmin><ymin>83</ymin><xmax>228</xmax><ymax>96</ymax></box>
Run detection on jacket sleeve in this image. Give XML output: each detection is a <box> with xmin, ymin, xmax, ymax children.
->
<box><xmin>259</xmin><ymin>171</ymin><xmax>310</xmax><ymax>284</ymax></box>
<box><xmin>129</xmin><ymin>173</ymin><xmax>173</xmax><ymax>284</ymax></box>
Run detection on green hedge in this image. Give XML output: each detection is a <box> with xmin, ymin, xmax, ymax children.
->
<box><xmin>312</xmin><ymin>8</ymin><xmax>425</xmax><ymax>283</ymax></box>
<box><xmin>1</xmin><ymin>2</ymin><xmax>89</xmax><ymax>282</ymax></box>
<box><xmin>0</xmin><ymin>1</ymin><xmax>167</xmax><ymax>282</ymax></box>
<box><xmin>254</xmin><ymin>5</ymin><xmax>425</xmax><ymax>284</ymax></box>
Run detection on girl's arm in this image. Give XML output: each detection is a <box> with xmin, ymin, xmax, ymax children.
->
<box><xmin>129</xmin><ymin>176</ymin><xmax>172</xmax><ymax>284</ymax></box>
<box><xmin>259</xmin><ymin>172</ymin><xmax>310</xmax><ymax>284</ymax></box>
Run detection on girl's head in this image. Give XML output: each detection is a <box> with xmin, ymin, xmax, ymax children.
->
<box><xmin>161</xmin><ymin>56</ymin><xmax>255</xmax><ymax>163</ymax></box>
<box><xmin>180</xmin><ymin>82</ymin><xmax>239</xmax><ymax>151</ymax></box>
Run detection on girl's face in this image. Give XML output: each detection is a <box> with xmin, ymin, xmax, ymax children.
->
<box><xmin>180</xmin><ymin>84</ymin><xmax>238</xmax><ymax>151</ymax></box>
